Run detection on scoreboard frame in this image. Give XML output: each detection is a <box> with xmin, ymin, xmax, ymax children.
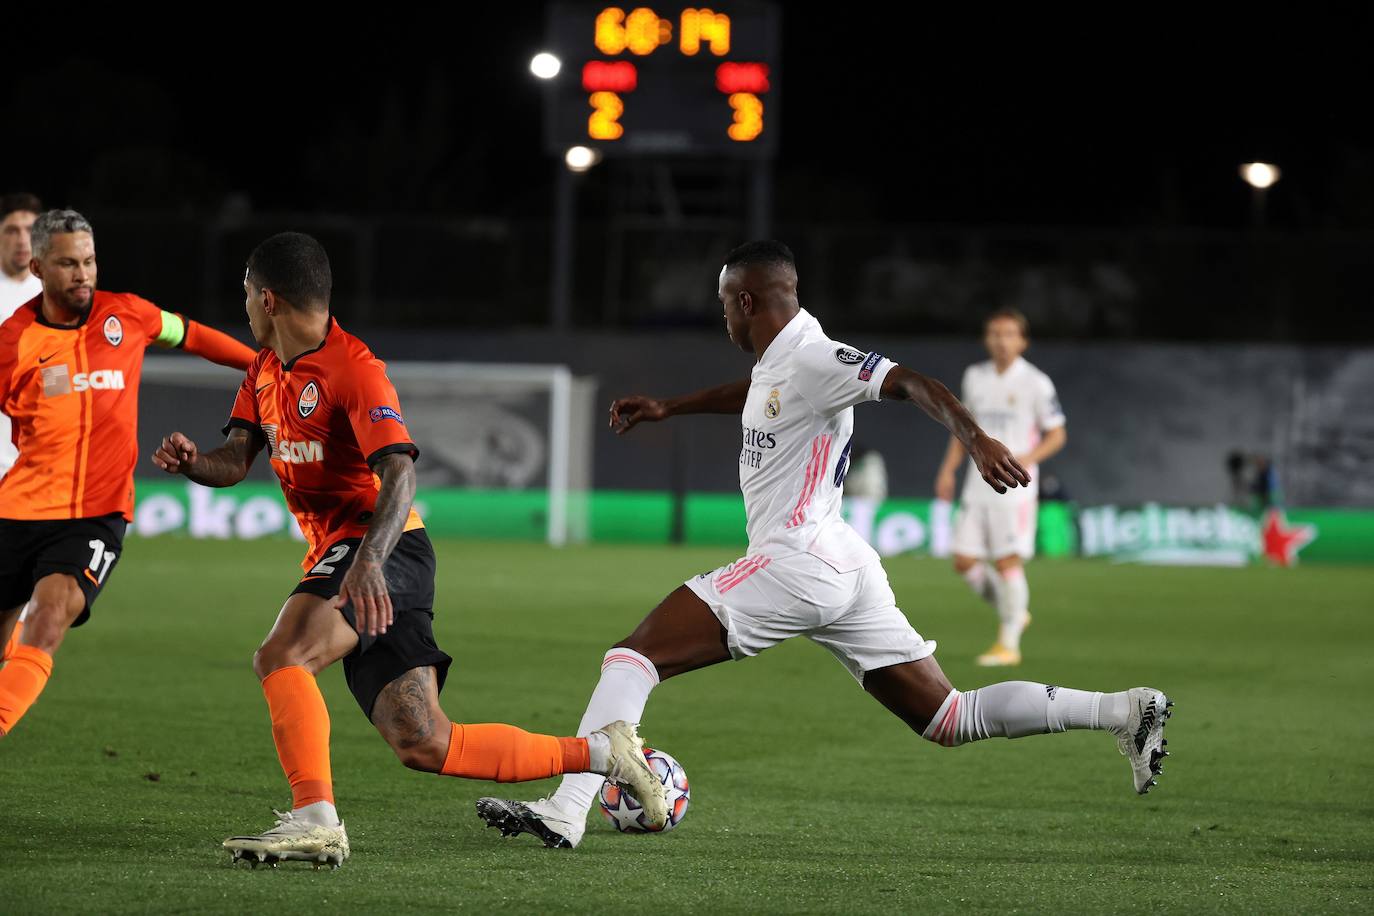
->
<box><xmin>542</xmin><ymin>2</ymin><xmax>781</xmax><ymax>159</ymax></box>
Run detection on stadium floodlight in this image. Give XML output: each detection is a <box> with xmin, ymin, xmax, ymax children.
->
<box><xmin>530</xmin><ymin>52</ymin><xmax>562</xmax><ymax>80</ymax></box>
<box><xmin>1240</xmin><ymin>162</ymin><xmax>1281</xmax><ymax>190</ymax></box>
<box><xmin>564</xmin><ymin>145</ymin><xmax>602</xmax><ymax>172</ymax></box>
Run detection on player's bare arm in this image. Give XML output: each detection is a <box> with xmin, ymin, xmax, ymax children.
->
<box><xmin>1017</xmin><ymin>425</ymin><xmax>1067</xmax><ymax>466</ymax></box>
<box><xmin>880</xmin><ymin>366</ymin><xmax>1030</xmax><ymax>494</ymax></box>
<box><xmin>609</xmin><ymin>378</ymin><xmax>750</xmax><ymax>434</ymax></box>
<box><xmin>151</xmin><ymin>428</ymin><xmax>262</xmax><ymax>487</ymax></box>
<box><xmin>334</xmin><ymin>452</ymin><xmax>417</xmax><ymax>638</ymax></box>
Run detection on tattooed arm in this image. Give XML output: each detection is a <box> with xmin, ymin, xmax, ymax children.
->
<box><xmin>151</xmin><ymin>428</ymin><xmax>262</xmax><ymax>487</ymax></box>
<box><xmin>333</xmin><ymin>452</ymin><xmax>417</xmax><ymax>638</ymax></box>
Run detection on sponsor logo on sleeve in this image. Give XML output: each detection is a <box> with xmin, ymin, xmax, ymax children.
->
<box><xmin>835</xmin><ymin>347</ymin><xmax>865</xmax><ymax>365</ymax></box>
<box><xmin>858</xmin><ymin>351</ymin><xmax>883</xmax><ymax>381</ymax></box>
<box><xmin>369</xmin><ymin>406</ymin><xmax>405</xmax><ymax>424</ymax></box>
<box><xmin>298</xmin><ymin>381</ymin><xmax>320</xmax><ymax>418</ymax></box>
<box><xmin>103</xmin><ymin>315</ymin><xmax>123</xmax><ymax>346</ymax></box>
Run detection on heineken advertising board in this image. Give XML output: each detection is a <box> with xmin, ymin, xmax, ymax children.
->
<box><xmin>127</xmin><ymin>481</ymin><xmax>1369</xmax><ymax>565</ymax></box>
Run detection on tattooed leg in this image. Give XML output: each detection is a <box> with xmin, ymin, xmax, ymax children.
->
<box><xmin>371</xmin><ymin>666</ymin><xmax>450</xmax><ymax>772</ymax></box>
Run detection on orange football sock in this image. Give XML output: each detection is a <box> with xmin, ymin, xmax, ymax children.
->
<box><xmin>0</xmin><ymin>643</ymin><xmax>52</xmax><ymax>735</ymax></box>
<box><xmin>441</xmin><ymin>723</ymin><xmax>589</xmax><ymax>782</ymax></box>
<box><xmin>261</xmin><ymin>666</ymin><xmax>334</xmax><ymax>807</ymax></box>
<box><xmin>1</xmin><ymin>620</ymin><xmax>21</xmax><ymax>662</ymax></box>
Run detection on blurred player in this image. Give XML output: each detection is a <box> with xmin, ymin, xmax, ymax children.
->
<box><xmin>0</xmin><ymin>193</ymin><xmax>44</xmax><ymax>478</ymax></box>
<box><xmin>934</xmin><ymin>309</ymin><xmax>1067</xmax><ymax>666</ymax></box>
<box><xmin>152</xmin><ymin>232</ymin><xmax>665</xmax><ymax>868</ymax></box>
<box><xmin>0</xmin><ymin>209</ymin><xmax>256</xmax><ymax>726</ymax></box>
<box><xmin>477</xmin><ymin>241</ymin><xmax>1170</xmax><ymax>849</ymax></box>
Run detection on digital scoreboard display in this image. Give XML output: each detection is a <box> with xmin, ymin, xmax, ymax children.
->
<box><xmin>544</xmin><ymin>3</ymin><xmax>781</xmax><ymax>158</ymax></box>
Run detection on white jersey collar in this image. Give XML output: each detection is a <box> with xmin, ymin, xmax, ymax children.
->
<box><xmin>991</xmin><ymin>355</ymin><xmax>1026</xmax><ymax>377</ymax></box>
<box><xmin>757</xmin><ymin>308</ymin><xmax>815</xmax><ymax>368</ymax></box>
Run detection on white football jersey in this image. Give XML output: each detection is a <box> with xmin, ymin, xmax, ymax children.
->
<box><xmin>959</xmin><ymin>356</ymin><xmax>1065</xmax><ymax>505</ymax></box>
<box><xmin>739</xmin><ymin>309</ymin><xmax>894</xmax><ymax>572</ymax></box>
<box><xmin>0</xmin><ymin>273</ymin><xmax>40</xmax><ymax>474</ymax></box>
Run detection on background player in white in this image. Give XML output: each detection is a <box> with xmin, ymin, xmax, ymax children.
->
<box><xmin>0</xmin><ymin>193</ymin><xmax>44</xmax><ymax>476</ymax></box>
<box><xmin>477</xmin><ymin>241</ymin><xmax>1171</xmax><ymax>849</ymax></box>
<box><xmin>935</xmin><ymin>309</ymin><xmax>1067</xmax><ymax>667</ymax></box>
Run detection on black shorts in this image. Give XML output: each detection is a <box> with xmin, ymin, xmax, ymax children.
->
<box><xmin>0</xmin><ymin>514</ymin><xmax>127</xmax><ymax>626</ymax></box>
<box><xmin>291</xmin><ymin>529</ymin><xmax>452</xmax><ymax>718</ymax></box>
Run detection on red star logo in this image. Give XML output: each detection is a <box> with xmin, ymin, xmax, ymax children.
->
<box><xmin>1260</xmin><ymin>509</ymin><xmax>1316</xmax><ymax>567</ymax></box>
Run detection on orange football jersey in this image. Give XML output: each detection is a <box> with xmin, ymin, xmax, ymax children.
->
<box><xmin>225</xmin><ymin>318</ymin><xmax>422</xmax><ymax>570</ymax></box>
<box><xmin>0</xmin><ymin>291</ymin><xmax>176</xmax><ymax>521</ymax></box>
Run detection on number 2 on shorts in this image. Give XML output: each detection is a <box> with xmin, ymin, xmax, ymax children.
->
<box><xmin>310</xmin><ymin>544</ymin><xmax>351</xmax><ymax>576</ymax></box>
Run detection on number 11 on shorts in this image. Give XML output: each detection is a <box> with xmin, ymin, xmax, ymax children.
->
<box><xmin>87</xmin><ymin>539</ymin><xmax>116</xmax><ymax>585</ymax></box>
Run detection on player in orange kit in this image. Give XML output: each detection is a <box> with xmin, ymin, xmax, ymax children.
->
<box><xmin>151</xmin><ymin>232</ymin><xmax>665</xmax><ymax>868</ymax></box>
<box><xmin>0</xmin><ymin>209</ymin><xmax>256</xmax><ymax>734</ymax></box>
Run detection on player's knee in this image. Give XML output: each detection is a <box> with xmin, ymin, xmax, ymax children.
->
<box><xmin>390</xmin><ymin>733</ymin><xmax>447</xmax><ymax>773</ymax></box>
<box><xmin>252</xmin><ymin>641</ymin><xmax>304</xmax><ymax>680</ymax></box>
<box><xmin>22</xmin><ymin>592</ymin><xmax>83</xmax><ymax>653</ymax></box>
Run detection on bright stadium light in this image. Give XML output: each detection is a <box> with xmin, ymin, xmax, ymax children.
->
<box><xmin>530</xmin><ymin>52</ymin><xmax>562</xmax><ymax>80</ymax></box>
<box><xmin>564</xmin><ymin>145</ymin><xmax>602</xmax><ymax>172</ymax></box>
<box><xmin>1240</xmin><ymin>162</ymin><xmax>1281</xmax><ymax>190</ymax></box>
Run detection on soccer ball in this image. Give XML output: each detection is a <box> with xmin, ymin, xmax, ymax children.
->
<box><xmin>598</xmin><ymin>747</ymin><xmax>690</xmax><ymax>833</ymax></box>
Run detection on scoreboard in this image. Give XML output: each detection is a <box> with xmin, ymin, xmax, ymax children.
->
<box><xmin>543</xmin><ymin>3</ymin><xmax>781</xmax><ymax>158</ymax></box>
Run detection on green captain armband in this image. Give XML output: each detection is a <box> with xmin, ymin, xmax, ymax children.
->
<box><xmin>155</xmin><ymin>310</ymin><xmax>187</xmax><ymax>348</ymax></box>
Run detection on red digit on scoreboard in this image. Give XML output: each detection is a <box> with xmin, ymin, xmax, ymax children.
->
<box><xmin>583</xmin><ymin>60</ymin><xmax>639</xmax><ymax>93</ymax></box>
<box><xmin>715</xmin><ymin>62</ymin><xmax>770</xmax><ymax>94</ymax></box>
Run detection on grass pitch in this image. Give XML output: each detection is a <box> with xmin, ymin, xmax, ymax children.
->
<box><xmin>1</xmin><ymin>537</ymin><xmax>1371</xmax><ymax>914</ymax></box>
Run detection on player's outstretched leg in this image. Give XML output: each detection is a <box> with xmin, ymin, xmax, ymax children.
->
<box><xmin>864</xmin><ymin>656</ymin><xmax>1172</xmax><ymax>795</ymax></box>
<box><xmin>224</xmin><ymin>595</ymin><xmax>354</xmax><ymax>868</ymax></box>
<box><xmin>370</xmin><ymin>667</ymin><xmax>668</xmax><ymax>829</ymax></box>
<box><xmin>0</xmin><ymin>576</ymin><xmax>83</xmax><ymax>737</ymax></box>
<box><xmin>476</xmin><ymin>585</ymin><xmax>730</xmax><ymax>848</ymax></box>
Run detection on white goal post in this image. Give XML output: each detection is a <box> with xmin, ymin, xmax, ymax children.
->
<box><xmin>138</xmin><ymin>357</ymin><xmax>597</xmax><ymax>546</ymax></box>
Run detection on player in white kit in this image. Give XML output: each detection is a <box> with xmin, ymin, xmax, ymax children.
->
<box><xmin>476</xmin><ymin>242</ymin><xmax>1170</xmax><ymax>849</ymax></box>
<box><xmin>0</xmin><ymin>194</ymin><xmax>44</xmax><ymax>477</ymax></box>
<box><xmin>936</xmin><ymin>308</ymin><xmax>1067</xmax><ymax>666</ymax></box>
<box><xmin>0</xmin><ymin>195</ymin><xmax>43</xmax><ymax>662</ymax></box>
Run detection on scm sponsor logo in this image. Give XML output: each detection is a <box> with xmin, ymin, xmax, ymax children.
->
<box><xmin>73</xmin><ymin>369</ymin><xmax>126</xmax><ymax>392</ymax></box>
<box><xmin>277</xmin><ymin>438</ymin><xmax>324</xmax><ymax>464</ymax></box>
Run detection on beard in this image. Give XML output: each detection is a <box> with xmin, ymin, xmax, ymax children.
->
<box><xmin>58</xmin><ymin>285</ymin><xmax>94</xmax><ymax>315</ymax></box>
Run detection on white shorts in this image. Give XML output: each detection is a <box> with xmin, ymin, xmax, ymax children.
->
<box><xmin>952</xmin><ymin>499</ymin><xmax>1037</xmax><ymax>561</ymax></box>
<box><xmin>684</xmin><ymin>551</ymin><xmax>935</xmax><ymax>684</ymax></box>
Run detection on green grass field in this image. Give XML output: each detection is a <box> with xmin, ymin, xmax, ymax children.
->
<box><xmin>2</xmin><ymin>537</ymin><xmax>1372</xmax><ymax>914</ymax></box>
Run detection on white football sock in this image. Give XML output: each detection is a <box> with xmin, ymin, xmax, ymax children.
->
<box><xmin>585</xmin><ymin>731</ymin><xmax>611</xmax><ymax>774</ymax></box>
<box><xmin>293</xmin><ymin>800</ymin><xmax>340</xmax><ymax>827</ymax></box>
<box><xmin>922</xmin><ymin>682</ymin><xmax>1130</xmax><ymax>746</ymax></box>
<box><xmin>549</xmin><ymin>647</ymin><xmax>659</xmax><ymax>816</ymax></box>
<box><xmin>960</xmin><ymin>563</ymin><xmax>996</xmax><ymax>605</ymax></box>
<box><xmin>993</xmin><ymin>566</ymin><xmax>1030</xmax><ymax>650</ymax></box>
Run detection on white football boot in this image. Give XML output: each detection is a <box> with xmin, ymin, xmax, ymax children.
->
<box><xmin>597</xmin><ymin>720</ymin><xmax>668</xmax><ymax>829</ymax></box>
<box><xmin>475</xmin><ymin>796</ymin><xmax>586</xmax><ymax>849</ymax></box>
<box><xmin>223</xmin><ymin>809</ymin><xmax>351</xmax><ymax>869</ymax></box>
<box><xmin>1115</xmin><ymin>688</ymin><xmax>1173</xmax><ymax>795</ymax></box>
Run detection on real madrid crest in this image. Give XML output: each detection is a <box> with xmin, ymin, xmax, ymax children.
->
<box><xmin>298</xmin><ymin>380</ymin><xmax>320</xmax><ymax>418</ymax></box>
<box><xmin>765</xmin><ymin>388</ymin><xmax>781</xmax><ymax>419</ymax></box>
<box><xmin>103</xmin><ymin>315</ymin><xmax>123</xmax><ymax>346</ymax></box>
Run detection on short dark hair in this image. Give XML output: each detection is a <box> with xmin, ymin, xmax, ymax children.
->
<box><xmin>1</xmin><ymin>192</ymin><xmax>43</xmax><ymax>221</ymax></box>
<box><xmin>986</xmin><ymin>306</ymin><xmax>1029</xmax><ymax>337</ymax></box>
<box><xmin>724</xmin><ymin>239</ymin><xmax>795</xmax><ymax>272</ymax></box>
<box><xmin>246</xmin><ymin>232</ymin><xmax>332</xmax><ymax>311</ymax></box>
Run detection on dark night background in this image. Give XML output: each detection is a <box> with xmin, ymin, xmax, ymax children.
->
<box><xmin>4</xmin><ymin>7</ymin><xmax>1373</xmax><ymax>340</ymax></box>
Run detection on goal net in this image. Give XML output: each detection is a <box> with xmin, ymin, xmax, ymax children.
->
<box><xmin>135</xmin><ymin>356</ymin><xmax>596</xmax><ymax>546</ymax></box>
